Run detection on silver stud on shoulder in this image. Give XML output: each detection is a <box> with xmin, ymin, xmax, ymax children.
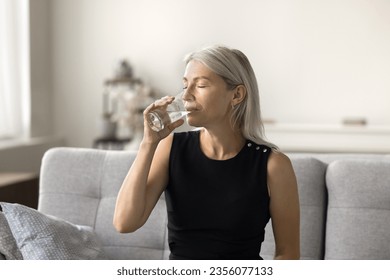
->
<box><xmin>263</xmin><ymin>148</ymin><xmax>267</xmax><ymax>153</ymax></box>
<box><xmin>256</xmin><ymin>146</ymin><xmax>260</xmax><ymax>150</ymax></box>
<box><xmin>247</xmin><ymin>143</ymin><xmax>252</xmax><ymax>147</ymax></box>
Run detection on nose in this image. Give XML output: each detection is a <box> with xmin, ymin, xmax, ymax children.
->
<box><xmin>182</xmin><ymin>89</ymin><xmax>194</xmax><ymax>102</ymax></box>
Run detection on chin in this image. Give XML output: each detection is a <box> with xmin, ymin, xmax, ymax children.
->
<box><xmin>186</xmin><ymin>116</ymin><xmax>200</xmax><ymax>127</ymax></box>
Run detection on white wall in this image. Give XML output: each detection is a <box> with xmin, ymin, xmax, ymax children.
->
<box><xmin>46</xmin><ymin>0</ymin><xmax>390</xmax><ymax>148</ymax></box>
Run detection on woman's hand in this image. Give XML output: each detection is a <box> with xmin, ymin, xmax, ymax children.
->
<box><xmin>142</xmin><ymin>96</ymin><xmax>184</xmax><ymax>144</ymax></box>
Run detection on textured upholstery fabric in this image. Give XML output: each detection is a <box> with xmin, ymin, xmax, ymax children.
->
<box><xmin>33</xmin><ymin>147</ymin><xmax>390</xmax><ymax>260</ymax></box>
<box><xmin>325</xmin><ymin>160</ymin><xmax>390</xmax><ymax>259</ymax></box>
<box><xmin>0</xmin><ymin>212</ymin><xmax>23</xmax><ymax>260</ymax></box>
<box><xmin>286</xmin><ymin>153</ymin><xmax>388</xmax><ymax>164</ymax></box>
<box><xmin>261</xmin><ymin>157</ymin><xmax>327</xmax><ymax>260</ymax></box>
<box><xmin>1</xmin><ymin>202</ymin><xmax>105</xmax><ymax>260</ymax></box>
<box><xmin>38</xmin><ymin>147</ymin><xmax>168</xmax><ymax>260</ymax></box>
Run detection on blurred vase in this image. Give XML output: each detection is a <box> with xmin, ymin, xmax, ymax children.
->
<box><xmin>125</xmin><ymin>128</ymin><xmax>143</xmax><ymax>151</ymax></box>
<box><xmin>97</xmin><ymin>116</ymin><xmax>117</xmax><ymax>138</ymax></box>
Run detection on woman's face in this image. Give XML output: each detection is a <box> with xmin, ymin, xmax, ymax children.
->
<box><xmin>182</xmin><ymin>60</ymin><xmax>234</xmax><ymax>128</ymax></box>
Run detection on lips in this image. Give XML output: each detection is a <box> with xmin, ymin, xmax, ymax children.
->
<box><xmin>185</xmin><ymin>106</ymin><xmax>198</xmax><ymax>112</ymax></box>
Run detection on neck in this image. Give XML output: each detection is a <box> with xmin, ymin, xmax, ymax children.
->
<box><xmin>199</xmin><ymin>126</ymin><xmax>245</xmax><ymax>160</ymax></box>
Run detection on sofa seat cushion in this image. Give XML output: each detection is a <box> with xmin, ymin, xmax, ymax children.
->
<box><xmin>262</xmin><ymin>157</ymin><xmax>327</xmax><ymax>260</ymax></box>
<box><xmin>325</xmin><ymin>160</ymin><xmax>390</xmax><ymax>259</ymax></box>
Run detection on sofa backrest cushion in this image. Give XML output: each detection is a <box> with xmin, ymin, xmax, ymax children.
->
<box><xmin>262</xmin><ymin>157</ymin><xmax>327</xmax><ymax>260</ymax></box>
<box><xmin>38</xmin><ymin>147</ymin><xmax>168</xmax><ymax>260</ymax></box>
<box><xmin>325</xmin><ymin>160</ymin><xmax>390</xmax><ymax>259</ymax></box>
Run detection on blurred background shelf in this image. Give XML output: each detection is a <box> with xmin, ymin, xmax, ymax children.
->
<box><xmin>264</xmin><ymin>124</ymin><xmax>390</xmax><ymax>153</ymax></box>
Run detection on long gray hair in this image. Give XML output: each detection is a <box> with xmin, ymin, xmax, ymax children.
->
<box><xmin>184</xmin><ymin>45</ymin><xmax>277</xmax><ymax>150</ymax></box>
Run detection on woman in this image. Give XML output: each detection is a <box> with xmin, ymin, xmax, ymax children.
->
<box><xmin>113</xmin><ymin>45</ymin><xmax>300</xmax><ymax>260</ymax></box>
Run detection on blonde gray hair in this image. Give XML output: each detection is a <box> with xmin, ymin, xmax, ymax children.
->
<box><xmin>184</xmin><ymin>45</ymin><xmax>277</xmax><ymax>150</ymax></box>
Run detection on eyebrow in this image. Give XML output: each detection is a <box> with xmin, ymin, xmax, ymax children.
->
<box><xmin>183</xmin><ymin>76</ymin><xmax>212</xmax><ymax>82</ymax></box>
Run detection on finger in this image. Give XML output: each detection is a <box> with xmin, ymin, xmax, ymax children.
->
<box><xmin>143</xmin><ymin>102</ymin><xmax>156</xmax><ymax>115</ymax></box>
<box><xmin>154</xmin><ymin>96</ymin><xmax>174</xmax><ymax>107</ymax></box>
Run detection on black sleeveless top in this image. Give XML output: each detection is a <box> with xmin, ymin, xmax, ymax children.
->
<box><xmin>165</xmin><ymin>131</ymin><xmax>271</xmax><ymax>260</ymax></box>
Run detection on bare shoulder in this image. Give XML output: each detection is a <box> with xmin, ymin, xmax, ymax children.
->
<box><xmin>267</xmin><ymin>150</ymin><xmax>294</xmax><ymax>175</ymax></box>
<box><xmin>155</xmin><ymin>133</ymin><xmax>175</xmax><ymax>155</ymax></box>
<box><xmin>151</xmin><ymin>133</ymin><xmax>175</xmax><ymax>170</ymax></box>
<box><xmin>267</xmin><ymin>150</ymin><xmax>297</xmax><ymax>194</ymax></box>
<box><xmin>148</xmin><ymin>133</ymin><xmax>175</xmax><ymax>191</ymax></box>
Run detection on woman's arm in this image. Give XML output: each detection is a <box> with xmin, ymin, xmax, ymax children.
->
<box><xmin>267</xmin><ymin>151</ymin><xmax>300</xmax><ymax>260</ymax></box>
<box><xmin>113</xmin><ymin>98</ymin><xmax>184</xmax><ymax>233</ymax></box>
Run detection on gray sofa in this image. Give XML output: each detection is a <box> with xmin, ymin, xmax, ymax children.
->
<box><xmin>35</xmin><ymin>147</ymin><xmax>390</xmax><ymax>260</ymax></box>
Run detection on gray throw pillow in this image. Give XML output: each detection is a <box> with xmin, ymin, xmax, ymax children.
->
<box><xmin>0</xmin><ymin>212</ymin><xmax>23</xmax><ymax>260</ymax></box>
<box><xmin>0</xmin><ymin>202</ymin><xmax>106</xmax><ymax>260</ymax></box>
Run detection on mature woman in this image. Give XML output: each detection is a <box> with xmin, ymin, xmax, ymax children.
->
<box><xmin>114</xmin><ymin>45</ymin><xmax>300</xmax><ymax>260</ymax></box>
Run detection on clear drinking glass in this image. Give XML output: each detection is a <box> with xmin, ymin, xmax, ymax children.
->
<box><xmin>147</xmin><ymin>92</ymin><xmax>188</xmax><ymax>132</ymax></box>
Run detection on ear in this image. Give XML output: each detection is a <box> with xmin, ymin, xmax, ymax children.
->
<box><xmin>231</xmin><ymin>85</ymin><xmax>247</xmax><ymax>106</ymax></box>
